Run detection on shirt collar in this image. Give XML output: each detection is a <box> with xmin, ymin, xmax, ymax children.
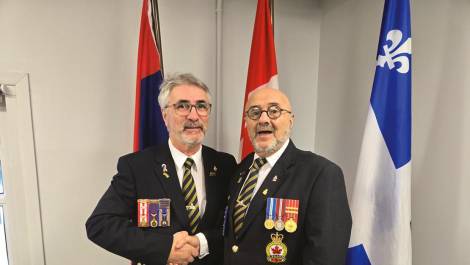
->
<box><xmin>254</xmin><ymin>139</ymin><xmax>290</xmax><ymax>167</ymax></box>
<box><xmin>168</xmin><ymin>139</ymin><xmax>202</xmax><ymax>171</ymax></box>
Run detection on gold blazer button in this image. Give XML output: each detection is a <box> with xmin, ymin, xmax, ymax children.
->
<box><xmin>232</xmin><ymin>245</ymin><xmax>239</xmax><ymax>253</ymax></box>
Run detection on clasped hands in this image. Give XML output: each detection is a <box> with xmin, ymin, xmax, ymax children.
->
<box><xmin>167</xmin><ymin>231</ymin><xmax>200</xmax><ymax>265</ymax></box>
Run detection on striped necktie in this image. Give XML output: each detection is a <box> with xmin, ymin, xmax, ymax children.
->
<box><xmin>182</xmin><ymin>158</ymin><xmax>200</xmax><ymax>234</ymax></box>
<box><xmin>233</xmin><ymin>157</ymin><xmax>267</xmax><ymax>237</ymax></box>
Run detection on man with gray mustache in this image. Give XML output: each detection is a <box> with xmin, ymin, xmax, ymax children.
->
<box><xmin>223</xmin><ymin>88</ymin><xmax>352</xmax><ymax>265</ymax></box>
<box><xmin>87</xmin><ymin>73</ymin><xmax>236</xmax><ymax>265</ymax></box>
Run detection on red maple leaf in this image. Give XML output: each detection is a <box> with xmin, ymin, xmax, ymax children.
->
<box><xmin>271</xmin><ymin>246</ymin><xmax>282</xmax><ymax>254</ymax></box>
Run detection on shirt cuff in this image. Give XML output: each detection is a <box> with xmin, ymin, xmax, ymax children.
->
<box><xmin>195</xmin><ymin>232</ymin><xmax>209</xmax><ymax>259</ymax></box>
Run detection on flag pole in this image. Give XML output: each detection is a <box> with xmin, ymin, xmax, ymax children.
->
<box><xmin>269</xmin><ymin>0</ymin><xmax>274</xmax><ymax>35</ymax></box>
<box><xmin>151</xmin><ymin>0</ymin><xmax>164</xmax><ymax>76</ymax></box>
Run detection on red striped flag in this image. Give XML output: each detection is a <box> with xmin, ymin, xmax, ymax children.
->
<box><xmin>239</xmin><ymin>0</ymin><xmax>279</xmax><ymax>160</ymax></box>
<box><xmin>133</xmin><ymin>0</ymin><xmax>167</xmax><ymax>152</ymax></box>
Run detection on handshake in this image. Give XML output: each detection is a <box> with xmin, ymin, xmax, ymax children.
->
<box><xmin>167</xmin><ymin>231</ymin><xmax>200</xmax><ymax>265</ymax></box>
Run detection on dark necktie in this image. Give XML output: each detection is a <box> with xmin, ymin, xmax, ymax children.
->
<box><xmin>233</xmin><ymin>157</ymin><xmax>267</xmax><ymax>236</ymax></box>
<box><xmin>182</xmin><ymin>158</ymin><xmax>200</xmax><ymax>234</ymax></box>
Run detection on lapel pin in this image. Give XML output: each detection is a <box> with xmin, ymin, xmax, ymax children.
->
<box><xmin>262</xmin><ymin>189</ymin><xmax>268</xmax><ymax>196</ymax></box>
<box><xmin>162</xmin><ymin>164</ymin><xmax>170</xmax><ymax>178</ymax></box>
<box><xmin>209</xmin><ymin>165</ymin><xmax>217</xmax><ymax>176</ymax></box>
<box><xmin>272</xmin><ymin>175</ymin><xmax>278</xmax><ymax>182</ymax></box>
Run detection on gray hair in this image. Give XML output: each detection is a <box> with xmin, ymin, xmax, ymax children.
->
<box><xmin>158</xmin><ymin>73</ymin><xmax>211</xmax><ymax>108</ymax></box>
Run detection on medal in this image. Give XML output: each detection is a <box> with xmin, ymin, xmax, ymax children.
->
<box><xmin>265</xmin><ymin>197</ymin><xmax>276</xmax><ymax>230</ymax></box>
<box><xmin>274</xmin><ymin>219</ymin><xmax>285</xmax><ymax>231</ymax></box>
<box><xmin>136</xmin><ymin>198</ymin><xmax>171</xmax><ymax>227</ymax></box>
<box><xmin>284</xmin><ymin>199</ymin><xmax>299</xmax><ymax>233</ymax></box>
<box><xmin>264</xmin><ymin>219</ymin><xmax>275</xmax><ymax>230</ymax></box>
<box><xmin>148</xmin><ymin>200</ymin><xmax>160</xmax><ymax>227</ymax></box>
<box><xmin>274</xmin><ymin>198</ymin><xmax>285</xmax><ymax>231</ymax></box>
<box><xmin>137</xmin><ymin>199</ymin><xmax>149</xmax><ymax>227</ymax></box>
<box><xmin>266</xmin><ymin>232</ymin><xmax>288</xmax><ymax>263</ymax></box>
<box><xmin>159</xmin><ymin>198</ymin><xmax>171</xmax><ymax>227</ymax></box>
<box><xmin>284</xmin><ymin>219</ymin><xmax>297</xmax><ymax>233</ymax></box>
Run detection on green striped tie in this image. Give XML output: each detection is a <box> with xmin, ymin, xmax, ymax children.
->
<box><xmin>182</xmin><ymin>158</ymin><xmax>200</xmax><ymax>234</ymax></box>
<box><xmin>233</xmin><ymin>157</ymin><xmax>267</xmax><ymax>237</ymax></box>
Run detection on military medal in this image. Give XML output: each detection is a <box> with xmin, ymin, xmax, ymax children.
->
<box><xmin>137</xmin><ymin>198</ymin><xmax>171</xmax><ymax>227</ymax></box>
<box><xmin>148</xmin><ymin>200</ymin><xmax>160</xmax><ymax>227</ymax></box>
<box><xmin>274</xmin><ymin>198</ymin><xmax>285</xmax><ymax>231</ymax></box>
<box><xmin>266</xmin><ymin>232</ymin><xmax>288</xmax><ymax>263</ymax></box>
<box><xmin>137</xmin><ymin>199</ymin><xmax>149</xmax><ymax>227</ymax></box>
<box><xmin>159</xmin><ymin>198</ymin><xmax>171</xmax><ymax>227</ymax></box>
<box><xmin>284</xmin><ymin>219</ymin><xmax>297</xmax><ymax>233</ymax></box>
<box><xmin>284</xmin><ymin>199</ymin><xmax>299</xmax><ymax>233</ymax></box>
<box><xmin>264</xmin><ymin>197</ymin><xmax>276</xmax><ymax>230</ymax></box>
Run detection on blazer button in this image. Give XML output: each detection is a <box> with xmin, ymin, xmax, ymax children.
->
<box><xmin>232</xmin><ymin>245</ymin><xmax>239</xmax><ymax>253</ymax></box>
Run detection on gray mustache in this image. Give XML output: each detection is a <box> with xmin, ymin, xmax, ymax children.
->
<box><xmin>184</xmin><ymin>121</ymin><xmax>204</xmax><ymax>129</ymax></box>
<box><xmin>256</xmin><ymin>125</ymin><xmax>274</xmax><ymax>132</ymax></box>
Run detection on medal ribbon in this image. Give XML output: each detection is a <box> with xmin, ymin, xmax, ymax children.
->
<box><xmin>266</xmin><ymin>197</ymin><xmax>276</xmax><ymax>222</ymax></box>
<box><xmin>285</xmin><ymin>199</ymin><xmax>299</xmax><ymax>223</ymax></box>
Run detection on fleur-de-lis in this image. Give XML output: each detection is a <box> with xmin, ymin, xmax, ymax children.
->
<box><xmin>377</xmin><ymin>29</ymin><xmax>412</xmax><ymax>74</ymax></box>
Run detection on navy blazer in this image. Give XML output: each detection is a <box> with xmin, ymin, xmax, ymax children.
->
<box><xmin>224</xmin><ymin>140</ymin><xmax>352</xmax><ymax>265</ymax></box>
<box><xmin>86</xmin><ymin>143</ymin><xmax>236</xmax><ymax>265</ymax></box>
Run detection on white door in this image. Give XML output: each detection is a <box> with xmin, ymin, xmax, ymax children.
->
<box><xmin>0</xmin><ymin>73</ymin><xmax>45</xmax><ymax>265</ymax></box>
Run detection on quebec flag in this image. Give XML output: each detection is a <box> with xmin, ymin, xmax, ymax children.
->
<box><xmin>346</xmin><ymin>0</ymin><xmax>412</xmax><ymax>265</ymax></box>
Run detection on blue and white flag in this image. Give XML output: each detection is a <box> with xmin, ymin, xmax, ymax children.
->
<box><xmin>346</xmin><ymin>1</ymin><xmax>412</xmax><ymax>265</ymax></box>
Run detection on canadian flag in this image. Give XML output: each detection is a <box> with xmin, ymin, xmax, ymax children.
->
<box><xmin>239</xmin><ymin>0</ymin><xmax>279</xmax><ymax>160</ymax></box>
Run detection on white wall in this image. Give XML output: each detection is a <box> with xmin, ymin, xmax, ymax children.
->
<box><xmin>1</xmin><ymin>1</ymin><xmax>140</xmax><ymax>264</ymax></box>
<box><xmin>1</xmin><ymin>0</ymin><xmax>469</xmax><ymax>264</ymax></box>
<box><xmin>317</xmin><ymin>0</ymin><xmax>470</xmax><ymax>265</ymax></box>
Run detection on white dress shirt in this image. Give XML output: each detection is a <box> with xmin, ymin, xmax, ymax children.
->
<box><xmin>236</xmin><ymin>139</ymin><xmax>290</xmax><ymax>220</ymax></box>
<box><xmin>168</xmin><ymin>139</ymin><xmax>209</xmax><ymax>258</ymax></box>
<box><xmin>250</xmin><ymin>139</ymin><xmax>290</xmax><ymax>196</ymax></box>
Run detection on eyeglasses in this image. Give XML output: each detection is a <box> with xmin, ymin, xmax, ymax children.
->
<box><xmin>166</xmin><ymin>101</ymin><xmax>212</xmax><ymax>117</ymax></box>
<box><xmin>245</xmin><ymin>105</ymin><xmax>292</xmax><ymax>120</ymax></box>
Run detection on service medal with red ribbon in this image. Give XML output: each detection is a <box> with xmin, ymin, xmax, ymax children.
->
<box><xmin>284</xmin><ymin>199</ymin><xmax>299</xmax><ymax>233</ymax></box>
<box><xmin>274</xmin><ymin>198</ymin><xmax>285</xmax><ymax>231</ymax></box>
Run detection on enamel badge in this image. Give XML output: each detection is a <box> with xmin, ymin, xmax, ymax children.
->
<box><xmin>266</xmin><ymin>232</ymin><xmax>288</xmax><ymax>263</ymax></box>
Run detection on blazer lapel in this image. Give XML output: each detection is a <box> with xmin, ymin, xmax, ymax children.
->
<box><xmin>235</xmin><ymin>141</ymin><xmax>297</xmax><ymax>239</ymax></box>
<box><xmin>228</xmin><ymin>155</ymin><xmax>253</xmax><ymax>236</ymax></box>
<box><xmin>154</xmin><ymin>144</ymin><xmax>189</xmax><ymax>228</ymax></box>
<box><xmin>200</xmin><ymin>146</ymin><xmax>216</xmax><ymax>224</ymax></box>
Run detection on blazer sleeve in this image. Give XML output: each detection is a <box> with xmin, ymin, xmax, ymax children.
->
<box><xmin>200</xmin><ymin>154</ymin><xmax>237</xmax><ymax>261</ymax></box>
<box><xmin>302</xmin><ymin>163</ymin><xmax>352</xmax><ymax>265</ymax></box>
<box><xmin>86</xmin><ymin>155</ymin><xmax>173</xmax><ymax>265</ymax></box>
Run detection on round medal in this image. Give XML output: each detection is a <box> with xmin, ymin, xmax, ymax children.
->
<box><xmin>274</xmin><ymin>219</ymin><xmax>285</xmax><ymax>231</ymax></box>
<box><xmin>284</xmin><ymin>219</ymin><xmax>297</xmax><ymax>233</ymax></box>
<box><xmin>264</xmin><ymin>219</ymin><xmax>275</xmax><ymax>230</ymax></box>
